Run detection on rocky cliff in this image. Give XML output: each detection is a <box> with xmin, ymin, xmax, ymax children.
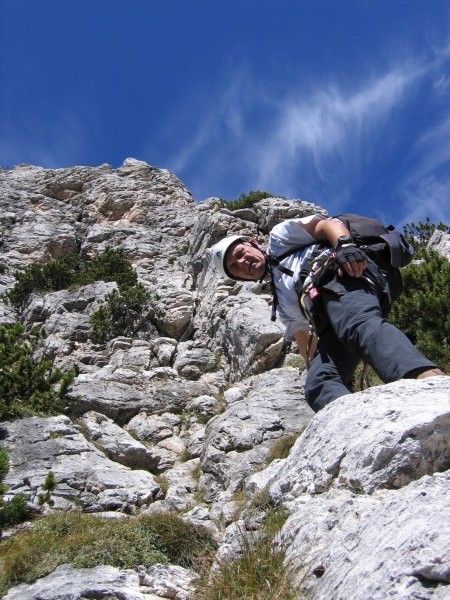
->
<box><xmin>0</xmin><ymin>159</ymin><xmax>449</xmax><ymax>599</ymax></box>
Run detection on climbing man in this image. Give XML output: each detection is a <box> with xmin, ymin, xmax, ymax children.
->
<box><xmin>211</xmin><ymin>213</ymin><xmax>445</xmax><ymax>412</ymax></box>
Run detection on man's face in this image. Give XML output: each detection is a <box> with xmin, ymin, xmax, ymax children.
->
<box><xmin>225</xmin><ymin>241</ymin><xmax>266</xmax><ymax>281</ymax></box>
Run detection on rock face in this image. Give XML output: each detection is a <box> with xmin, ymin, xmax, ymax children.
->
<box><xmin>428</xmin><ymin>229</ymin><xmax>450</xmax><ymax>261</ymax></box>
<box><xmin>0</xmin><ymin>159</ymin><xmax>449</xmax><ymax>599</ymax></box>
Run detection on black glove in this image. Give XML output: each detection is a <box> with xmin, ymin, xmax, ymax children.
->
<box><xmin>334</xmin><ymin>244</ymin><xmax>368</xmax><ymax>269</ymax></box>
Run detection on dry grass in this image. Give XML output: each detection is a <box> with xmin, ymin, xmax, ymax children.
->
<box><xmin>0</xmin><ymin>510</ymin><xmax>216</xmax><ymax>596</ymax></box>
<box><xmin>195</xmin><ymin>528</ymin><xmax>295</xmax><ymax>600</ymax></box>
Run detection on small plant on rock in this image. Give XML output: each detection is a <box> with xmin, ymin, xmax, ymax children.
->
<box><xmin>221</xmin><ymin>190</ymin><xmax>276</xmax><ymax>211</ymax></box>
<box><xmin>0</xmin><ymin>447</ymin><xmax>30</xmax><ymax>534</ymax></box>
<box><xmin>0</xmin><ymin>323</ymin><xmax>75</xmax><ymax>420</ymax></box>
<box><xmin>37</xmin><ymin>471</ymin><xmax>57</xmax><ymax>506</ymax></box>
<box><xmin>90</xmin><ymin>283</ymin><xmax>150</xmax><ymax>344</ymax></box>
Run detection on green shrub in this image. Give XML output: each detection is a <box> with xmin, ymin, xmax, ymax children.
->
<box><xmin>0</xmin><ymin>323</ymin><xmax>75</xmax><ymax>420</ymax></box>
<box><xmin>0</xmin><ymin>447</ymin><xmax>8</xmax><ymax>482</ymax></box>
<box><xmin>221</xmin><ymin>190</ymin><xmax>276</xmax><ymax>211</ymax></box>
<box><xmin>78</xmin><ymin>246</ymin><xmax>137</xmax><ymax>290</ymax></box>
<box><xmin>8</xmin><ymin>247</ymin><xmax>137</xmax><ymax>309</ymax></box>
<box><xmin>0</xmin><ymin>494</ymin><xmax>29</xmax><ymax>530</ymax></box>
<box><xmin>37</xmin><ymin>471</ymin><xmax>57</xmax><ymax>506</ymax></box>
<box><xmin>0</xmin><ymin>511</ymin><xmax>217</xmax><ymax>595</ymax></box>
<box><xmin>8</xmin><ymin>253</ymin><xmax>82</xmax><ymax>308</ymax></box>
<box><xmin>0</xmin><ymin>447</ymin><xmax>30</xmax><ymax>533</ymax></box>
<box><xmin>389</xmin><ymin>248</ymin><xmax>450</xmax><ymax>372</ymax></box>
<box><xmin>90</xmin><ymin>283</ymin><xmax>150</xmax><ymax>344</ymax></box>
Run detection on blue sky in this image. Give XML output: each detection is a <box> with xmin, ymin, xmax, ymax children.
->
<box><xmin>1</xmin><ymin>0</ymin><xmax>449</xmax><ymax>227</ymax></box>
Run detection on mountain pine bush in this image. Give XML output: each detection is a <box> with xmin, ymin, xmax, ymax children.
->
<box><xmin>8</xmin><ymin>247</ymin><xmax>137</xmax><ymax>309</ymax></box>
<box><xmin>0</xmin><ymin>323</ymin><xmax>75</xmax><ymax>420</ymax></box>
<box><xmin>90</xmin><ymin>283</ymin><xmax>150</xmax><ymax>344</ymax></box>
<box><xmin>389</xmin><ymin>220</ymin><xmax>450</xmax><ymax>372</ymax></box>
<box><xmin>0</xmin><ymin>447</ymin><xmax>30</xmax><ymax>534</ymax></box>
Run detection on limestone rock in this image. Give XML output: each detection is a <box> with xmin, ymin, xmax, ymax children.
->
<box><xmin>269</xmin><ymin>378</ymin><xmax>450</xmax><ymax>502</ymax></box>
<box><xmin>199</xmin><ymin>368</ymin><xmax>313</xmax><ymax>502</ymax></box>
<box><xmin>78</xmin><ymin>411</ymin><xmax>162</xmax><ymax>472</ymax></box>
<box><xmin>1</xmin><ymin>416</ymin><xmax>160</xmax><ymax>512</ymax></box>
<box><xmin>173</xmin><ymin>341</ymin><xmax>217</xmax><ymax>379</ymax></box>
<box><xmin>279</xmin><ymin>471</ymin><xmax>450</xmax><ymax>600</ymax></box>
<box><xmin>254</xmin><ymin>197</ymin><xmax>327</xmax><ymax>233</ymax></box>
<box><xmin>138</xmin><ymin>563</ymin><xmax>199</xmax><ymax>599</ymax></box>
<box><xmin>3</xmin><ymin>562</ymin><xmax>193</xmax><ymax>600</ymax></box>
<box><xmin>428</xmin><ymin>229</ymin><xmax>450</xmax><ymax>261</ymax></box>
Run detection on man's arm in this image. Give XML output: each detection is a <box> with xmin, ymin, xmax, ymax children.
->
<box><xmin>301</xmin><ymin>217</ymin><xmax>367</xmax><ymax>278</ymax></box>
<box><xmin>294</xmin><ymin>330</ymin><xmax>317</xmax><ymax>363</ymax></box>
<box><xmin>301</xmin><ymin>216</ymin><xmax>351</xmax><ymax>246</ymax></box>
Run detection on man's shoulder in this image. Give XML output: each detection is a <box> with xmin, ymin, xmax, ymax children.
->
<box><xmin>269</xmin><ymin>216</ymin><xmax>323</xmax><ymax>253</ymax></box>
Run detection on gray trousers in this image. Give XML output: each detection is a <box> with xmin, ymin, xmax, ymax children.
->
<box><xmin>305</xmin><ymin>267</ymin><xmax>436</xmax><ymax>412</ymax></box>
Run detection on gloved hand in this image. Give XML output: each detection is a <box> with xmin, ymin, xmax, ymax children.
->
<box><xmin>334</xmin><ymin>244</ymin><xmax>368</xmax><ymax>277</ymax></box>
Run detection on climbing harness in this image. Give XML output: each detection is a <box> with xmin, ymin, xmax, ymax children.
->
<box><xmin>299</xmin><ymin>250</ymin><xmax>336</xmax><ymax>370</ymax></box>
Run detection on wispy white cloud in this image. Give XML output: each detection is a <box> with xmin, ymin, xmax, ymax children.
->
<box><xmin>249</xmin><ymin>66</ymin><xmax>420</xmax><ymax>195</ymax></box>
<box><xmin>165</xmin><ymin>59</ymin><xmax>424</xmax><ymax>200</ymax></box>
<box><xmin>397</xmin><ymin>175</ymin><xmax>450</xmax><ymax>227</ymax></box>
<box><xmin>395</xmin><ymin>114</ymin><xmax>450</xmax><ymax>226</ymax></box>
<box><xmin>154</xmin><ymin>39</ymin><xmax>450</xmax><ymax>225</ymax></box>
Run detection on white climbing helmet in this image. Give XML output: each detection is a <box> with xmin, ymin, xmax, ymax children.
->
<box><xmin>211</xmin><ymin>235</ymin><xmax>246</xmax><ymax>279</ymax></box>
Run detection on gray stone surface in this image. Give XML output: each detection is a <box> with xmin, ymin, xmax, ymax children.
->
<box><xmin>1</xmin><ymin>416</ymin><xmax>160</xmax><ymax>512</ymax></box>
<box><xmin>269</xmin><ymin>378</ymin><xmax>450</xmax><ymax>502</ymax></box>
<box><xmin>3</xmin><ymin>562</ymin><xmax>198</xmax><ymax>600</ymax></box>
<box><xmin>199</xmin><ymin>368</ymin><xmax>313</xmax><ymax>501</ymax></box>
<box><xmin>279</xmin><ymin>472</ymin><xmax>450</xmax><ymax>600</ymax></box>
<box><xmin>428</xmin><ymin>229</ymin><xmax>450</xmax><ymax>261</ymax></box>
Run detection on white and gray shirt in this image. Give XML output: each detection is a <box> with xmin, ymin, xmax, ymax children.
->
<box><xmin>268</xmin><ymin>215</ymin><xmax>326</xmax><ymax>340</ymax></box>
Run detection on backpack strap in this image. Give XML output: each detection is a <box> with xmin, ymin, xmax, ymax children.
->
<box><xmin>266</xmin><ymin>244</ymin><xmax>309</xmax><ymax>276</ymax></box>
<box><xmin>265</xmin><ymin>243</ymin><xmax>313</xmax><ymax>321</ymax></box>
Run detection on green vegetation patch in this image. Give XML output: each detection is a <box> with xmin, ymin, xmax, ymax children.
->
<box><xmin>221</xmin><ymin>190</ymin><xmax>276</xmax><ymax>211</ymax></box>
<box><xmin>387</xmin><ymin>219</ymin><xmax>450</xmax><ymax>372</ymax></box>
<box><xmin>0</xmin><ymin>511</ymin><xmax>217</xmax><ymax>596</ymax></box>
<box><xmin>390</xmin><ymin>249</ymin><xmax>450</xmax><ymax>371</ymax></box>
<box><xmin>197</xmin><ymin>524</ymin><xmax>294</xmax><ymax>600</ymax></box>
<box><xmin>8</xmin><ymin>247</ymin><xmax>137</xmax><ymax>309</ymax></box>
<box><xmin>266</xmin><ymin>434</ymin><xmax>298</xmax><ymax>464</ymax></box>
<box><xmin>198</xmin><ymin>488</ymin><xmax>293</xmax><ymax>599</ymax></box>
<box><xmin>0</xmin><ymin>323</ymin><xmax>75</xmax><ymax>420</ymax></box>
<box><xmin>90</xmin><ymin>283</ymin><xmax>150</xmax><ymax>344</ymax></box>
<box><xmin>0</xmin><ymin>447</ymin><xmax>30</xmax><ymax>534</ymax></box>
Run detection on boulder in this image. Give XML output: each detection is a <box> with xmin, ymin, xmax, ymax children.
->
<box><xmin>279</xmin><ymin>472</ymin><xmax>450</xmax><ymax>600</ymax></box>
<box><xmin>1</xmin><ymin>416</ymin><xmax>160</xmax><ymax>512</ymax></box>
<box><xmin>199</xmin><ymin>368</ymin><xmax>313</xmax><ymax>501</ymax></box>
<box><xmin>3</xmin><ymin>562</ymin><xmax>197</xmax><ymax>600</ymax></box>
<box><xmin>269</xmin><ymin>378</ymin><xmax>450</xmax><ymax>502</ymax></box>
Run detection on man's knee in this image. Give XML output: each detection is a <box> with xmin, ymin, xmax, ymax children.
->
<box><xmin>305</xmin><ymin>372</ymin><xmax>350</xmax><ymax>413</ymax></box>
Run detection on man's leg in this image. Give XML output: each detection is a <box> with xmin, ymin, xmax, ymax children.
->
<box><xmin>321</xmin><ymin>275</ymin><xmax>437</xmax><ymax>383</ymax></box>
<box><xmin>305</xmin><ymin>327</ymin><xmax>361</xmax><ymax>412</ymax></box>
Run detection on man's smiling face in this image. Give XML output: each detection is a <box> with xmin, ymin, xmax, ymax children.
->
<box><xmin>225</xmin><ymin>240</ymin><xmax>266</xmax><ymax>281</ymax></box>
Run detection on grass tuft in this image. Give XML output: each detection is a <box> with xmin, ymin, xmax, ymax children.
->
<box><xmin>0</xmin><ymin>511</ymin><xmax>216</xmax><ymax>596</ymax></box>
<box><xmin>196</xmin><ymin>527</ymin><xmax>295</xmax><ymax>600</ymax></box>
<box><xmin>266</xmin><ymin>434</ymin><xmax>298</xmax><ymax>464</ymax></box>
